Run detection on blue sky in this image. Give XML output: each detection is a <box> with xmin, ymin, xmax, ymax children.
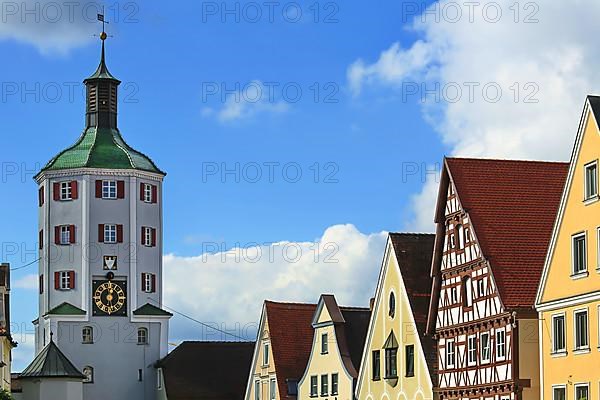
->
<box><xmin>3</xmin><ymin>0</ymin><xmax>598</xmax><ymax>371</ymax></box>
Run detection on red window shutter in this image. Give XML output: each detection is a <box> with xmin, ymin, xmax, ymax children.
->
<box><xmin>39</xmin><ymin>230</ymin><xmax>43</xmax><ymax>250</ymax></box>
<box><xmin>140</xmin><ymin>183</ymin><xmax>145</xmax><ymax>201</ymax></box>
<box><xmin>141</xmin><ymin>226</ymin><xmax>145</xmax><ymax>245</ymax></box>
<box><xmin>117</xmin><ymin>225</ymin><xmax>124</xmax><ymax>243</ymax></box>
<box><xmin>69</xmin><ymin>271</ymin><xmax>75</xmax><ymax>289</ymax></box>
<box><xmin>39</xmin><ymin>274</ymin><xmax>44</xmax><ymax>294</ymax></box>
<box><xmin>117</xmin><ymin>181</ymin><xmax>125</xmax><ymax>199</ymax></box>
<box><xmin>54</xmin><ymin>272</ymin><xmax>60</xmax><ymax>290</ymax></box>
<box><xmin>53</xmin><ymin>183</ymin><xmax>60</xmax><ymax>201</ymax></box>
<box><xmin>69</xmin><ymin>225</ymin><xmax>76</xmax><ymax>244</ymax></box>
<box><xmin>95</xmin><ymin>180</ymin><xmax>103</xmax><ymax>198</ymax></box>
<box><xmin>54</xmin><ymin>226</ymin><xmax>60</xmax><ymax>245</ymax></box>
<box><xmin>151</xmin><ymin>185</ymin><xmax>157</xmax><ymax>203</ymax></box>
<box><xmin>141</xmin><ymin>273</ymin><xmax>146</xmax><ymax>291</ymax></box>
<box><xmin>151</xmin><ymin>228</ymin><xmax>157</xmax><ymax>247</ymax></box>
<box><xmin>70</xmin><ymin>181</ymin><xmax>78</xmax><ymax>199</ymax></box>
<box><xmin>151</xmin><ymin>274</ymin><xmax>156</xmax><ymax>293</ymax></box>
<box><xmin>98</xmin><ymin>224</ymin><xmax>105</xmax><ymax>243</ymax></box>
<box><xmin>39</xmin><ymin>187</ymin><xmax>44</xmax><ymax>206</ymax></box>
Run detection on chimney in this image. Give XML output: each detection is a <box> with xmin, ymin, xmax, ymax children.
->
<box><xmin>369</xmin><ymin>297</ymin><xmax>375</xmax><ymax>311</ymax></box>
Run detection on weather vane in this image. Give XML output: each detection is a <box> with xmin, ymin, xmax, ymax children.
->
<box><xmin>95</xmin><ymin>7</ymin><xmax>112</xmax><ymax>41</ymax></box>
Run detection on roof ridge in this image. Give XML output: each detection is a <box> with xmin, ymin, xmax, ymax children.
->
<box><xmin>446</xmin><ymin>156</ymin><xmax>569</xmax><ymax>165</ymax></box>
<box><xmin>265</xmin><ymin>300</ymin><xmax>317</xmax><ymax>307</ymax></box>
<box><xmin>389</xmin><ymin>232</ymin><xmax>435</xmax><ymax>236</ymax></box>
<box><xmin>108</xmin><ymin>128</ymin><xmax>136</xmax><ymax>169</ymax></box>
<box><xmin>339</xmin><ymin>306</ymin><xmax>370</xmax><ymax>311</ymax></box>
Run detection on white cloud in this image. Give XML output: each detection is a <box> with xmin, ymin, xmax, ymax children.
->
<box><xmin>202</xmin><ymin>80</ymin><xmax>290</xmax><ymax>123</ymax></box>
<box><xmin>163</xmin><ymin>224</ymin><xmax>387</xmax><ymax>341</ymax></box>
<box><xmin>12</xmin><ymin>334</ymin><xmax>35</xmax><ymax>372</ymax></box>
<box><xmin>13</xmin><ymin>274</ymin><xmax>38</xmax><ymax>290</ymax></box>
<box><xmin>0</xmin><ymin>0</ymin><xmax>102</xmax><ymax>54</ymax></box>
<box><xmin>349</xmin><ymin>1</ymin><xmax>600</xmax><ymax>231</ymax></box>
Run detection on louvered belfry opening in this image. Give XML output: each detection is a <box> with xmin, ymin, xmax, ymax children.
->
<box><xmin>86</xmin><ymin>79</ymin><xmax>119</xmax><ymax>129</ymax></box>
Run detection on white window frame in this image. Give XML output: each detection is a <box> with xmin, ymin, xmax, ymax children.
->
<box><xmin>573</xmin><ymin>308</ymin><xmax>589</xmax><ymax>351</ymax></box>
<box><xmin>477</xmin><ymin>278</ymin><xmax>485</xmax><ymax>298</ymax></box>
<box><xmin>82</xmin><ymin>326</ymin><xmax>93</xmax><ymax>344</ymax></box>
<box><xmin>446</xmin><ymin>340</ymin><xmax>455</xmax><ymax>368</ymax></box>
<box><xmin>552</xmin><ymin>385</ymin><xmax>566</xmax><ymax>400</ymax></box>
<box><xmin>310</xmin><ymin>376</ymin><xmax>318</xmax><ymax>397</ymax></box>
<box><xmin>572</xmin><ymin>232</ymin><xmax>588</xmax><ymax>276</ymax></box>
<box><xmin>262</xmin><ymin>342</ymin><xmax>269</xmax><ymax>366</ymax></box>
<box><xmin>255</xmin><ymin>380</ymin><xmax>261</xmax><ymax>400</ymax></box>
<box><xmin>584</xmin><ymin>160</ymin><xmax>598</xmax><ymax>200</ymax></box>
<box><xmin>496</xmin><ymin>329</ymin><xmax>506</xmax><ymax>360</ymax></box>
<box><xmin>321</xmin><ymin>333</ymin><xmax>328</xmax><ymax>354</ymax></box>
<box><xmin>320</xmin><ymin>374</ymin><xmax>328</xmax><ymax>396</ymax></box>
<box><xmin>331</xmin><ymin>373</ymin><xmax>338</xmax><ymax>395</ymax></box>
<box><xmin>102</xmin><ymin>180</ymin><xmax>117</xmax><ymax>199</ymax></box>
<box><xmin>574</xmin><ymin>383</ymin><xmax>590</xmax><ymax>400</ymax></box>
<box><xmin>552</xmin><ymin>313</ymin><xmax>567</xmax><ymax>354</ymax></box>
<box><xmin>137</xmin><ymin>327</ymin><xmax>148</xmax><ymax>345</ymax></box>
<box><xmin>144</xmin><ymin>183</ymin><xmax>153</xmax><ymax>203</ymax></box>
<box><xmin>143</xmin><ymin>273</ymin><xmax>153</xmax><ymax>293</ymax></box>
<box><xmin>104</xmin><ymin>224</ymin><xmax>117</xmax><ymax>244</ymax></box>
<box><xmin>59</xmin><ymin>271</ymin><xmax>71</xmax><ymax>290</ymax></box>
<box><xmin>480</xmin><ymin>332</ymin><xmax>491</xmax><ymax>363</ymax></box>
<box><xmin>60</xmin><ymin>225</ymin><xmax>71</xmax><ymax>245</ymax></box>
<box><xmin>450</xmin><ymin>286</ymin><xmax>458</xmax><ymax>303</ymax></box>
<box><xmin>467</xmin><ymin>335</ymin><xmax>477</xmax><ymax>365</ymax></box>
<box><xmin>269</xmin><ymin>378</ymin><xmax>276</xmax><ymax>400</ymax></box>
<box><xmin>143</xmin><ymin>227</ymin><xmax>153</xmax><ymax>247</ymax></box>
<box><xmin>60</xmin><ymin>181</ymin><xmax>72</xmax><ymax>200</ymax></box>
<box><xmin>82</xmin><ymin>366</ymin><xmax>94</xmax><ymax>384</ymax></box>
<box><xmin>597</xmin><ymin>227</ymin><xmax>600</xmax><ymax>272</ymax></box>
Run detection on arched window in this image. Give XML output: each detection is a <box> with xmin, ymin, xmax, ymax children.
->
<box><xmin>83</xmin><ymin>366</ymin><xmax>94</xmax><ymax>383</ymax></box>
<box><xmin>137</xmin><ymin>328</ymin><xmax>148</xmax><ymax>345</ymax></box>
<box><xmin>388</xmin><ymin>292</ymin><xmax>396</xmax><ymax>318</ymax></box>
<box><xmin>82</xmin><ymin>326</ymin><xmax>93</xmax><ymax>344</ymax></box>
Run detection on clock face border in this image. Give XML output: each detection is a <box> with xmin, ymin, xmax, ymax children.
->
<box><xmin>92</xmin><ymin>279</ymin><xmax>128</xmax><ymax>317</ymax></box>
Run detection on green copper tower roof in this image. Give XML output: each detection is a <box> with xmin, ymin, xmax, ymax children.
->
<box><xmin>36</xmin><ymin>35</ymin><xmax>164</xmax><ymax>178</ymax></box>
<box><xmin>20</xmin><ymin>336</ymin><xmax>85</xmax><ymax>379</ymax></box>
<box><xmin>38</xmin><ymin>127</ymin><xmax>165</xmax><ymax>176</ymax></box>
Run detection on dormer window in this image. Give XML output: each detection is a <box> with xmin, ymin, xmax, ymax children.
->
<box><xmin>584</xmin><ymin>161</ymin><xmax>598</xmax><ymax>200</ymax></box>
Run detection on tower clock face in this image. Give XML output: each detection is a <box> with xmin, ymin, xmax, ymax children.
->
<box><xmin>92</xmin><ymin>280</ymin><xmax>127</xmax><ymax>316</ymax></box>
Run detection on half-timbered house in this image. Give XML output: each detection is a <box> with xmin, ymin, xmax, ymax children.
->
<box><xmin>427</xmin><ymin>157</ymin><xmax>568</xmax><ymax>400</ymax></box>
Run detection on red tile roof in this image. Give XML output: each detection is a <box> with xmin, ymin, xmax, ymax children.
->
<box><xmin>265</xmin><ymin>301</ymin><xmax>316</xmax><ymax>400</ymax></box>
<box><xmin>444</xmin><ymin>157</ymin><xmax>568</xmax><ymax>309</ymax></box>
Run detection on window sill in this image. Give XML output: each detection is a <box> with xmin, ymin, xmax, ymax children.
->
<box><xmin>384</xmin><ymin>375</ymin><xmax>398</xmax><ymax>380</ymax></box>
<box><xmin>137</xmin><ymin>343</ymin><xmax>149</xmax><ymax>346</ymax></box>
<box><xmin>82</xmin><ymin>342</ymin><xmax>93</xmax><ymax>345</ymax></box>
<box><xmin>570</xmin><ymin>271</ymin><xmax>589</xmax><ymax>280</ymax></box>
<box><xmin>573</xmin><ymin>347</ymin><xmax>591</xmax><ymax>355</ymax></box>
<box><xmin>551</xmin><ymin>350</ymin><xmax>567</xmax><ymax>358</ymax></box>
<box><xmin>372</xmin><ymin>377</ymin><xmax>381</xmax><ymax>382</ymax></box>
<box><xmin>583</xmin><ymin>195</ymin><xmax>599</xmax><ymax>205</ymax></box>
<box><xmin>405</xmin><ymin>374</ymin><xmax>415</xmax><ymax>378</ymax></box>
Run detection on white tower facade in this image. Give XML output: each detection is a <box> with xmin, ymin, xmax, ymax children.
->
<box><xmin>33</xmin><ymin>38</ymin><xmax>171</xmax><ymax>400</ymax></box>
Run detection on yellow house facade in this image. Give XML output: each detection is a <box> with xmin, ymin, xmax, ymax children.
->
<box><xmin>536</xmin><ymin>96</ymin><xmax>600</xmax><ymax>400</ymax></box>
<box><xmin>297</xmin><ymin>295</ymin><xmax>370</xmax><ymax>400</ymax></box>
<box><xmin>356</xmin><ymin>233</ymin><xmax>436</xmax><ymax>400</ymax></box>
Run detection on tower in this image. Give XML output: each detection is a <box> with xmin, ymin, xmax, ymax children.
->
<box><xmin>32</xmin><ymin>31</ymin><xmax>171</xmax><ymax>400</ymax></box>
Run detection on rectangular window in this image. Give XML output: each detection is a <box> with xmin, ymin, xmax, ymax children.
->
<box><xmin>480</xmin><ymin>333</ymin><xmax>491</xmax><ymax>362</ymax></box>
<box><xmin>552</xmin><ymin>314</ymin><xmax>566</xmax><ymax>353</ymax></box>
<box><xmin>385</xmin><ymin>348</ymin><xmax>398</xmax><ymax>378</ymax></box>
<box><xmin>255</xmin><ymin>381</ymin><xmax>260</xmax><ymax>400</ymax></box>
<box><xmin>263</xmin><ymin>343</ymin><xmax>269</xmax><ymax>366</ymax></box>
<box><xmin>310</xmin><ymin>376</ymin><xmax>318</xmax><ymax>397</ymax></box>
<box><xmin>60</xmin><ymin>181</ymin><xmax>72</xmax><ymax>200</ymax></box>
<box><xmin>575</xmin><ymin>384</ymin><xmax>589</xmax><ymax>400</ymax></box>
<box><xmin>573</xmin><ymin>233</ymin><xmax>587</xmax><ymax>274</ymax></box>
<box><xmin>574</xmin><ymin>310</ymin><xmax>589</xmax><ymax>350</ymax></box>
<box><xmin>331</xmin><ymin>373</ymin><xmax>338</xmax><ymax>395</ymax></box>
<box><xmin>372</xmin><ymin>350</ymin><xmax>380</xmax><ymax>380</ymax></box>
<box><xmin>496</xmin><ymin>330</ymin><xmax>506</xmax><ymax>359</ymax></box>
<box><xmin>446</xmin><ymin>340</ymin><xmax>455</xmax><ymax>368</ymax></box>
<box><xmin>59</xmin><ymin>271</ymin><xmax>72</xmax><ymax>290</ymax></box>
<box><xmin>157</xmin><ymin>368</ymin><xmax>163</xmax><ymax>390</ymax></box>
<box><xmin>142</xmin><ymin>227</ymin><xmax>156</xmax><ymax>247</ymax></box>
<box><xmin>585</xmin><ymin>161</ymin><xmax>598</xmax><ymax>199</ymax></box>
<box><xmin>321</xmin><ymin>333</ymin><xmax>328</xmax><ymax>354</ymax></box>
<box><xmin>60</xmin><ymin>225</ymin><xmax>71</xmax><ymax>245</ymax></box>
<box><xmin>320</xmin><ymin>374</ymin><xmax>328</xmax><ymax>396</ymax></box>
<box><xmin>270</xmin><ymin>378</ymin><xmax>276</xmax><ymax>400</ymax></box>
<box><xmin>102</xmin><ymin>180</ymin><xmax>117</xmax><ymax>199</ymax></box>
<box><xmin>104</xmin><ymin>224</ymin><xmax>117</xmax><ymax>244</ymax></box>
<box><xmin>450</xmin><ymin>286</ymin><xmax>458</xmax><ymax>303</ymax></box>
<box><xmin>142</xmin><ymin>273</ymin><xmax>155</xmax><ymax>293</ymax></box>
<box><xmin>143</xmin><ymin>183</ymin><xmax>153</xmax><ymax>203</ymax></box>
<box><xmin>82</xmin><ymin>327</ymin><xmax>93</xmax><ymax>344</ymax></box>
<box><xmin>468</xmin><ymin>336</ymin><xmax>477</xmax><ymax>364</ymax></box>
<box><xmin>552</xmin><ymin>387</ymin><xmax>566</xmax><ymax>400</ymax></box>
<box><xmin>405</xmin><ymin>345</ymin><xmax>415</xmax><ymax>377</ymax></box>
